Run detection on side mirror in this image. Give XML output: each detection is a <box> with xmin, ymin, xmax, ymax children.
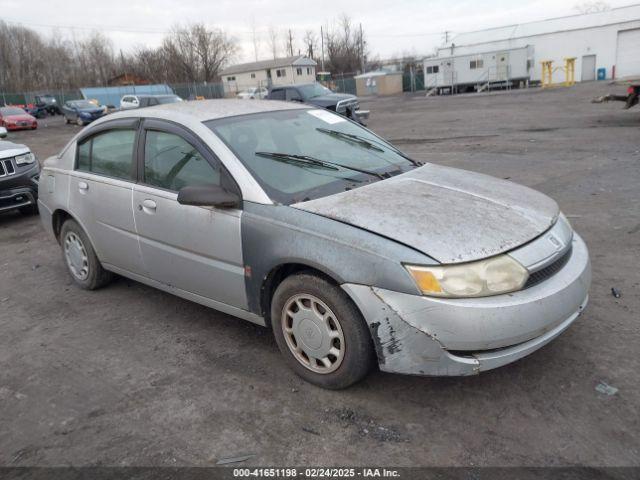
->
<box><xmin>0</xmin><ymin>127</ymin><xmax>7</xmax><ymax>138</ymax></box>
<box><xmin>177</xmin><ymin>184</ymin><xmax>241</xmax><ymax>209</ymax></box>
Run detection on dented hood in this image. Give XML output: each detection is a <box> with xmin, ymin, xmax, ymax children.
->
<box><xmin>293</xmin><ymin>163</ymin><xmax>559</xmax><ymax>264</ymax></box>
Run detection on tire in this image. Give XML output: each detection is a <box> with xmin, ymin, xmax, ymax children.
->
<box><xmin>19</xmin><ymin>204</ymin><xmax>38</xmax><ymax>215</ymax></box>
<box><xmin>76</xmin><ymin>118</ymin><xmax>84</xmax><ymax>126</ymax></box>
<box><xmin>60</xmin><ymin>219</ymin><xmax>113</xmax><ymax>290</ymax></box>
<box><xmin>65</xmin><ymin>117</ymin><xmax>70</xmax><ymax>124</ymax></box>
<box><xmin>270</xmin><ymin>272</ymin><xmax>375</xmax><ymax>389</ymax></box>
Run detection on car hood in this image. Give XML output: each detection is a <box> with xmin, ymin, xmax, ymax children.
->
<box><xmin>307</xmin><ymin>93</ymin><xmax>355</xmax><ymax>106</ymax></box>
<box><xmin>5</xmin><ymin>114</ymin><xmax>35</xmax><ymax>122</ymax></box>
<box><xmin>293</xmin><ymin>163</ymin><xmax>559</xmax><ymax>264</ymax></box>
<box><xmin>0</xmin><ymin>140</ymin><xmax>29</xmax><ymax>158</ymax></box>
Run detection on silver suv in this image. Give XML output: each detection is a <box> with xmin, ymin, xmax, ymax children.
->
<box><xmin>38</xmin><ymin>100</ymin><xmax>590</xmax><ymax>389</ymax></box>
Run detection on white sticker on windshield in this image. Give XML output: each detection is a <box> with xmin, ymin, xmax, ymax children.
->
<box><xmin>307</xmin><ymin>109</ymin><xmax>346</xmax><ymax>124</ymax></box>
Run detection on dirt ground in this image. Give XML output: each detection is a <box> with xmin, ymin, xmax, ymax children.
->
<box><xmin>0</xmin><ymin>82</ymin><xmax>638</xmax><ymax>467</ymax></box>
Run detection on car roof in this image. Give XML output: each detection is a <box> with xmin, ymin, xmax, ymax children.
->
<box><xmin>103</xmin><ymin>98</ymin><xmax>308</xmax><ymax>123</ymax></box>
<box><xmin>271</xmin><ymin>83</ymin><xmax>314</xmax><ymax>89</ymax></box>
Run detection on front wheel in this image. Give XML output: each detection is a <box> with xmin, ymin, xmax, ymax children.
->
<box><xmin>19</xmin><ymin>204</ymin><xmax>38</xmax><ymax>215</ymax></box>
<box><xmin>76</xmin><ymin>118</ymin><xmax>84</xmax><ymax>126</ymax></box>
<box><xmin>270</xmin><ymin>272</ymin><xmax>375</xmax><ymax>389</ymax></box>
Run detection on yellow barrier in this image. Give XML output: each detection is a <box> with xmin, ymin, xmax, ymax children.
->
<box><xmin>541</xmin><ymin>58</ymin><xmax>576</xmax><ymax>88</ymax></box>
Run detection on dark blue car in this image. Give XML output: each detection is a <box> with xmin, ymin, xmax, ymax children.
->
<box><xmin>62</xmin><ymin>100</ymin><xmax>105</xmax><ymax>126</ymax></box>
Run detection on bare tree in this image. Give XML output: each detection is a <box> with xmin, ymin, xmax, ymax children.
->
<box><xmin>0</xmin><ymin>20</ymin><xmax>236</xmax><ymax>96</ymax></box>
<box><xmin>325</xmin><ymin>15</ymin><xmax>367</xmax><ymax>74</ymax></box>
<box><xmin>249</xmin><ymin>18</ymin><xmax>260</xmax><ymax>62</ymax></box>
<box><xmin>573</xmin><ymin>1</ymin><xmax>611</xmax><ymax>13</ymax></box>
<box><xmin>284</xmin><ymin>29</ymin><xmax>295</xmax><ymax>57</ymax></box>
<box><xmin>266</xmin><ymin>26</ymin><xmax>280</xmax><ymax>60</ymax></box>
<box><xmin>303</xmin><ymin>30</ymin><xmax>318</xmax><ymax>59</ymax></box>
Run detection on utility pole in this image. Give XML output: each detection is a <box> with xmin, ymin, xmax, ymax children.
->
<box><xmin>320</xmin><ymin>25</ymin><xmax>325</xmax><ymax>72</ymax></box>
<box><xmin>359</xmin><ymin>23</ymin><xmax>365</xmax><ymax>74</ymax></box>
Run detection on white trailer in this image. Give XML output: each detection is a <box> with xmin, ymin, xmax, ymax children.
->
<box><xmin>423</xmin><ymin>45</ymin><xmax>534</xmax><ymax>94</ymax></box>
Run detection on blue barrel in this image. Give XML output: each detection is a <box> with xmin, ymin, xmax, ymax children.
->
<box><xmin>597</xmin><ymin>68</ymin><xmax>606</xmax><ymax>80</ymax></box>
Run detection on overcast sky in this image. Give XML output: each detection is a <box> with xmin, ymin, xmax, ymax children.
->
<box><xmin>1</xmin><ymin>0</ymin><xmax>634</xmax><ymax>62</ymax></box>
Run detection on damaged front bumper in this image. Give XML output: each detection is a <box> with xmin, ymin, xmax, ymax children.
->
<box><xmin>342</xmin><ymin>233</ymin><xmax>591</xmax><ymax>376</ymax></box>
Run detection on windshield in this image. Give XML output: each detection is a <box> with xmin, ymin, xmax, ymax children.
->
<box><xmin>297</xmin><ymin>83</ymin><xmax>333</xmax><ymax>100</ymax></box>
<box><xmin>157</xmin><ymin>96</ymin><xmax>182</xmax><ymax>104</ymax></box>
<box><xmin>206</xmin><ymin>109</ymin><xmax>417</xmax><ymax>204</ymax></box>
<box><xmin>71</xmin><ymin>101</ymin><xmax>96</xmax><ymax>109</ymax></box>
<box><xmin>0</xmin><ymin>107</ymin><xmax>26</xmax><ymax>116</ymax></box>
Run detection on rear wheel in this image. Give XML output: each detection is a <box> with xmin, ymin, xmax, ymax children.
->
<box><xmin>76</xmin><ymin>117</ymin><xmax>83</xmax><ymax>126</ymax></box>
<box><xmin>270</xmin><ymin>272</ymin><xmax>374</xmax><ymax>389</ymax></box>
<box><xmin>65</xmin><ymin>117</ymin><xmax>70</xmax><ymax>124</ymax></box>
<box><xmin>60</xmin><ymin>219</ymin><xmax>113</xmax><ymax>290</ymax></box>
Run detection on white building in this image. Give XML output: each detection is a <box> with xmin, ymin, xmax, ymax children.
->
<box><xmin>220</xmin><ymin>56</ymin><xmax>317</xmax><ymax>96</ymax></box>
<box><xmin>425</xmin><ymin>3</ymin><xmax>640</xmax><ymax>90</ymax></box>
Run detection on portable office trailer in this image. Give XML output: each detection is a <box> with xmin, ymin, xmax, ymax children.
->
<box><xmin>423</xmin><ymin>45</ymin><xmax>533</xmax><ymax>93</ymax></box>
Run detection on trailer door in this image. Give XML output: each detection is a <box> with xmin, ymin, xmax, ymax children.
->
<box><xmin>496</xmin><ymin>52</ymin><xmax>510</xmax><ymax>81</ymax></box>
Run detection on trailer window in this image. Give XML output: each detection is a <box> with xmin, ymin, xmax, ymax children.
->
<box><xmin>470</xmin><ymin>59</ymin><xmax>484</xmax><ymax>69</ymax></box>
<box><xmin>426</xmin><ymin>65</ymin><xmax>439</xmax><ymax>74</ymax></box>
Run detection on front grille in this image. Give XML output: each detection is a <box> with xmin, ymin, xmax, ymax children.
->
<box><xmin>336</xmin><ymin>99</ymin><xmax>358</xmax><ymax>114</ymax></box>
<box><xmin>0</xmin><ymin>159</ymin><xmax>16</xmax><ymax>177</ymax></box>
<box><xmin>524</xmin><ymin>247</ymin><xmax>572</xmax><ymax>289</ymax></box>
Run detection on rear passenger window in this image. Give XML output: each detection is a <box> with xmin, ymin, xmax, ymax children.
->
<box><xmin>143</xmin><ymin>130</ymin><xmax>220</xmax><ymax>191</ymax></box>
<box><xmin>76</xmin><ymin>129</ymin><xmax>135</xmax><ymax>180</ymax></box>
<box><xmin>270</xmin><ymin>89</ymin><xmax>285</xmax><ymax>100</ymax></box>
<box><xmin>286</xmin><ymin>89</ymin><xmax>302</xmax><ymax>101</ymax></box>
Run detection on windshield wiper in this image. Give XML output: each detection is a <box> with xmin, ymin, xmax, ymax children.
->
<box><xmin>255</xmin><ymin>152</ymin><xmax>386</xmax><ymax>179</ymax></box>
<box><xmin>316</xmin><ymin>127</ymin><xmax>421</xmax><ymax>166</ymax></box>
<box><xmin>316</xmin><ymin>127</ymin><xmax>385</xmax><ymax>152</ymax></box>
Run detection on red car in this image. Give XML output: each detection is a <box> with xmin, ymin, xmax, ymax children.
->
<box><xmin>0</xmin><ymin>106</ymin><xmax>38</xmax><ymax>131</ymax></box>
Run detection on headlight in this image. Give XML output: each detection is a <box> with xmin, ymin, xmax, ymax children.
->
<box><xmin>405</xmin><ymin>255</ymin><xmax>529</xmax><ymax>298</ymax></box>
<box><xmin>15</xmin><ymin>152</ymin><xmax>36</xmax><ymax>165</ymax></box>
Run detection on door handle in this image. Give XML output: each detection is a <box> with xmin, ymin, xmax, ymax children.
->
<box><xmin>78</xmin><ymin>181</ymin><xmax>88</xmax><ymax>193</ymax></box>
<box><xmin>140</xmin><ymin>199</ymin><xmax>157</xmax><ymax>214</ymax></box>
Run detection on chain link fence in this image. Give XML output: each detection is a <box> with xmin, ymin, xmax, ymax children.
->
<box><xmin>1</xmin><ymin>89</ymin><xmax>83</xmax><ymax>107</ymax></box>
<box><xmin>2</xmin><ymin>75</ymin><xmax>372</xmax><ymax>108</ymax></box>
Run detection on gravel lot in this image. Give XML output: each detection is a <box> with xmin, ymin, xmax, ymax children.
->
<box><xmin>1</xmin><ymin>82</ymin><xmax>638</xmax><ymax>467</ymax></box>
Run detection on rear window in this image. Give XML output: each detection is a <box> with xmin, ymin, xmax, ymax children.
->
<box><xmin>77</xmin><ymin>129</ymin><xmax>136</xmax><ymax>180</ymax></box>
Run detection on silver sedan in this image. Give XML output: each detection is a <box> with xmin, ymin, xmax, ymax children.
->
<box><xmin>37</xmin><ymin>100</ymin><xmax>591</xmax><ymax>389</ymax></box>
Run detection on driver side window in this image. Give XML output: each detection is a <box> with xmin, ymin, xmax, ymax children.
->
<box><xmin>143</xmin><ymin>130</ymin><xmax>220</xmax><ymax>191</ymax></box>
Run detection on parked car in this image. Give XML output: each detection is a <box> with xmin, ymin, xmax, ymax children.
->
<box><xmin>24</xmin><ymin>104</ymin><xmax>47</xmax><ymax>119</ymax></box>
<box><xmin>120</xmin><ymin>94</ymin><xmax>183</xmax><ymax>110</ymax></box>
<box><xmin>62</xmin><ymin>100</ymin><xmax>106</xmax><ymax>126</ymax></box>
<box><xmin>267</xmin><ymin>83</ymin><xmax>369</xmax><ymax>124</ymax></box>
<box><xmin>0</xmin><ymin>107</ymin><xmax>38</xmax><ymax>131</ymax></box>
<box><xmin>0</xmin><ymin>133</ymin><xmax>40</xmax><ymax>214</ymax></box>
<box><xmin>38</xmin><ymin>100</ymin><xmax>590</xmax><ymax>389</ymax></box>
<box><xmin>34</xmin><ymin>94</ymin><xmax>61</xmax><ymax>115</ymax></box>
<box><xmin>237</xmin><ymin>87</ymin><xmax>268</xmax><ymax>100</ymax></box>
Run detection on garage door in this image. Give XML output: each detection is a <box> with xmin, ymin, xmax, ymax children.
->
<box><xmin>616</xmin><ymin>28</ymin><xmax>640</xmax><ymax>79</ymax></box>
